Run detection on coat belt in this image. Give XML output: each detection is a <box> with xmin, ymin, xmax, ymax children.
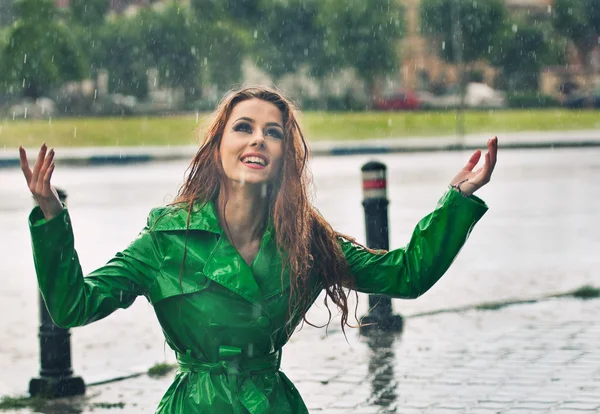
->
<box><xmin>176</xmin><ymin>347</ymin><xmax>281</xmax><ymax>414</ymax></box>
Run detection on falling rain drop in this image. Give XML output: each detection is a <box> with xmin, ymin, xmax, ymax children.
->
<box><xmin>94</xmin><ymin>89</ymin><xmax>97</xmax><ymax>100</ymax></box>
<box><xmin>24</xmin><ymin>107</ymin><xmax>28</xmax><ymax>119</ymax></box>
<box><xmin>442</xmin><ymin>41</ymin><xmax>446</xmax><ymax>50</ymax></box>
<box><xmin>196</xmin><ymin>112</ymin><xmax>199</xmax><ymax>124</ymax></box>
<box><xmin>74</xmin><ymin>127</ymin><xmax>77</xmax><ymax>138</ymax></box>
<box><xmin>253</xmin><ymin>30</ymin><xmax>258</xmax><ymax>39</ymax></box>
<box><xmin>23</xmin><ymin>54</ymin><xmax>27</xmax><ymax>64</ymax></box>
<box><xmin>512</xmin><ymin>24</ymin><xmax>518</xmax><ymax>33</ymax></box>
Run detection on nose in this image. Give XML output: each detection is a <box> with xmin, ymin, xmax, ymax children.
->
<box><xmin>249</xmin><ymin>132</ymin><xmax>266</xmax><ymax>148</ymax></box>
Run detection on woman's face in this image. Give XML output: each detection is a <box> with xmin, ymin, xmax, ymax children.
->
<box><xmin>219</xmin><ymin>98</ymin><xmax>285</xmax><ymax>186</ymax></box>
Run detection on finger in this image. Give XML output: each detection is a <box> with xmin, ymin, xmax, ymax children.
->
<box><xmin>39</xmin><ymin>149</ymin><xmax>55</xmax><ymax>191</ymax></box>
<box><xmin>31</xmin><ymin>143</ymin><xmax>48</xmax><ymax>185</ymax></box>
<box><xmin>471</xmin><ymin>152</ymin><xmax>490</xmax><ymax>184</ymax></box>
<box><xmin>484</xmin><ymin>137</ymin><xmax>497</xmax><ymax>172</ymax></box>
<box><xmin>43</xmin><ymin>162</ymin><xmax>55</xmax><ymax>187</ymax></box>
<box><xmin>490</xmin><ymin>136</ymin><xmax>498</xmax><ymax>169</ymax></box>
<box><xmin>19</xmin><ymin>146</ymin><xmax>33</xmax><ymax>184</ymax></box>
<box><xmin>481</xmin><ymin>151</ymin><xmax>492</xmax><ymax>181</ymax></box>
<box><xmin>463</xmin><ymin>149</ymin><xmax>482</xmax><ymax>172</ymax></box>
<box><xmin>41</xmin><ymin>148</ymin><xmax>55</xmax><ymax>174</ymax></box>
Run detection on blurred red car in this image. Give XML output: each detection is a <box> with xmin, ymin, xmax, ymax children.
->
<box><xmin>372</xmin><ymin>90</ymin><xmax>420</xmax><ymax>110</ymax></box>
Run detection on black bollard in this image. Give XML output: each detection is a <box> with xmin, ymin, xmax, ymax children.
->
<box><xmin>359</xmin><ymin>161</ymin><xmax>403</xmax><ymax>335</ymax></box>
<box><xmin>29</xmin><ymin>188</ymin><xmax>86</xmax><ymax>398</ymax></box>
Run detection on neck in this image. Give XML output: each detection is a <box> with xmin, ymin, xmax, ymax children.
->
<box><xmin>217</xmin><ymin>182</ymin><xmax>270</xmax><ymax>246</ymax></box>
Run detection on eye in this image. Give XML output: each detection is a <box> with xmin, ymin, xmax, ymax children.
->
<box><xmin>266</xmin><ymin>128</ymin><xmax>283</xmax><ymax>140</ymax></box>
<box><xmin>233</xmin><ymin>122</ymin><xmax>252</xmax><ymax>133</ymax></box>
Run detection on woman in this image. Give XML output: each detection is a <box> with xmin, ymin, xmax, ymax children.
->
<box><xmin>20</xmin><ymin>87</ymin><xmax>497</xmax><ymax>413</ymax></box>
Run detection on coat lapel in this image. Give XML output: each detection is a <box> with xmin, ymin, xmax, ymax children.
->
<box><xmin>153</xmin><ymin>200</ymin><xmax>266</xmax><ymax>307</ymax></box>
<box><xmin>203</xmin><ymin>235</ymin><xmax>265</xmax><ymax>307</ymax></box>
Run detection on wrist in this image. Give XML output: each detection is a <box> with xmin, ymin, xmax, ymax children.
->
<box><xmin>449</xmin><ymin>179</ymin><xmax>471</xmax><ymax>198</ymax></box>
<box><xmin>39</xmin><ymin>201</ymin><xmax>64</xmax><ymax>221</ymax></box>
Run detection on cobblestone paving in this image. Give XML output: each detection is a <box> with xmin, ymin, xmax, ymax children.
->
<box><xmin>4</xmin><ymin>297</ymin><xmax>599</xmax><ymax>413</ymax></box>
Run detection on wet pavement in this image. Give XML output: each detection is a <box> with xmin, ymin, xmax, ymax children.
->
<box><xmin>3</xmin><ymin>298</ymin><xmax>600</xmax><ymax>413</ymax></box>
<box><xmin>1</xmin><ymin>147</ymin><xmax>600</xmax><ymax>412</ymax></box>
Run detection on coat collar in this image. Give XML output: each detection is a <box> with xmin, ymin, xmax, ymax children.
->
<box><xmin>151</xmin><ymin>200</ymin><xmax>274</xmax><ymax>240</ymax></box>
<box><xmin>151</xmin><ymin>199</ymin><xmax>279</xmax><ymax>309</ymax></box>
<box><xmin>151</xmin><ymin>200</ymin><xmax>222</xmax><ymax>234</ymax></box>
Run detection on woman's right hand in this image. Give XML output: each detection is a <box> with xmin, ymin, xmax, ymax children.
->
<box><xmin>19</xmin><ymin>143</ymin><xmax>63</xmax><ymax>220</ymax></box>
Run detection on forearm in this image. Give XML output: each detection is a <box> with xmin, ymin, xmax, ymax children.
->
<box><xmin>29</xmin><ymin>206</ymin><xmax>146</xmax><ymax>328</ymax></box>
<box><xmin>344</xmin><ymin>188</ymin><xmax>488</xmax><ymax>298</ymax></box>
<box><xmin>29</xmin><ymin>207</ymin><xmax>90</xmax><ymax>327</ymax></box>
<box><xmin>392</xmin><ymin>188</ymin><xmax>488</xmax><ymax>297</ymax></box>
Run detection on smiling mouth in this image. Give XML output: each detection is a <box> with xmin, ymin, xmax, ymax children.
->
<box><xmin>240</xmin><ymin>155</ymin><xmax>268</xmax><ymax>167</ymax></box>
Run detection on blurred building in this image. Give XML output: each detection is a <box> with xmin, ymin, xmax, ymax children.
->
<box><xmin>399</xmin><ymin>0</ymin><xmax>599</xmax><ymax>97</ymax></box>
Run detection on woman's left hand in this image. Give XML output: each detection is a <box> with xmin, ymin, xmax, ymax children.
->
<box><xmin>449</xmin><ymin>136</ymin><xmax>498</xmax><ymax>197</ymax></box>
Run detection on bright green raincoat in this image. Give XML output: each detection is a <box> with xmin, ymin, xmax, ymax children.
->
<box><xmin>29</xmin><ymin>188</ymin><xmax>487</xmax><ymax>413</ymax></box>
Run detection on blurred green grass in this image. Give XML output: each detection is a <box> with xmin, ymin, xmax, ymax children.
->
<box><xmin>2</xmin><ymin>110</ymin><xmax>599</xmax><ymax>149</ymax></box>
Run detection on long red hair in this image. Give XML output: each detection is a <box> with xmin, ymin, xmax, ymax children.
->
<box><xmin>173</xmin><ymin>86</ymin><xmax>358</xmax><ymax>334</ymax></box>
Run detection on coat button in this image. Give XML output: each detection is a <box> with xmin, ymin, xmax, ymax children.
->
<box><xmin>194</xmin><ymin>272</ymin><xmax>208</xmax><ymax>286</ymax></box>
<box><xmin>257</xmin><ymin>316</ymin><xmax>271</xmax><ymax>328</ymax></box>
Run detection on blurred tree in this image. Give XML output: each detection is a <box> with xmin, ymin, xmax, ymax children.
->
<box><xmin>189</xmin><ymin>0</ymin><xmax>224</xmax><ymax>22</ymax></box>
<box><xmin>138</xmin><ymin>4</ymin><xmax>203</xmax><ymax>100</ymax></box>
<box><xmin>205</xmin><ymin>22</ymin><xmax>247</xmax><ymax>95</ymax></box>
<box><xmin>421</xmin><ymin>0</ymin><xmax>505</xmax><ymax>117</ymax></box>
<box><xmin>491</xmin><ymin>22</ymin><xmax>549</xmax><ymax>91</ymax></box>
<box><xmin>69</xmin><ymin>0</ymin><xmax>109</xmax><ymax>27</ymax></box>
<box><xmin>319</xmin><ymin>0</ymin><xmax>404</xmax><ymax>98</ymax></box>
<box><xmin>421</xmin><ymin>0</ymin><xmax>505</xmax><ymax>66</ymax></box>
<box><xmin>0</xmin><ymin>0</ymin><xmax>87</xmax><ymax>98</ymax></box>
<box><xmin>223</xmin><ymin>0</ymin><xmax>262</xmax><ymax>24</ymax></box>
<box><xmin>552</xmin><ymin>0</ymin><xmax>600</xmax><ymax>90</ymax></box>
<box><xmin>0</xmin><ymin>0</ymin><xmax>16</xmax><ymax>26</ymax></box>
<box><xmin>190</xmin><ymin>0</ymin><xmax>246</xmax><ymax>95</ymax></box>
<box><xmin>252</xmin><ymin>0</ymin><xmax>331</xmax><ymax>80</ymax></box>
<box><xmin>68</xmin><ymin>0</ymin><xmax>110</xmax><ymax>79</ymax></box>
<box><xmin>95</xmin><ymin>15</ymin><xmax>149</xmax><ymax>98</ymax></box>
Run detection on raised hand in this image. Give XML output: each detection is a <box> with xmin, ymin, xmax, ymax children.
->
<box><xmin>450</xmin><ymin>136</ymin><xmax>498</xmax><ymax>197</ymax></box>
<box><xmin>19</xmin><ymin>143</ymin><xmax>64</xmax><ymax>220</ymax></box>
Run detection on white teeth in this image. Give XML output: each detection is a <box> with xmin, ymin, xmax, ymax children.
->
<box><xmin>242</xmin><ymin>156</ymin><xmax>266</xmax><ymax>166</ymax></box>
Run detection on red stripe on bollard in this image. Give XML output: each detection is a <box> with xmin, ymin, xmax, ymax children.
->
<box><xmin>362</xmin><ymin>179</ymin><xmax>387</xmax><ymax>190</ymax></box>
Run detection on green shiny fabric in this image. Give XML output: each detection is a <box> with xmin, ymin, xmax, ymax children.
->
<box><xmin>28</xmin><ymin>188</ymin><xmax>487</xmax><ymax>413</ymax></box>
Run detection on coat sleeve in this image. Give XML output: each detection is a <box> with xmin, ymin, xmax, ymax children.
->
<box><xmin>28</xmin><ymin>206</ymin><xmax>163</xmax><ymax>328</ymax></box>
<box><xmin>340</xmin><ymin>188</ymin><xmax>488</xmax><ymax>299</ymax></box>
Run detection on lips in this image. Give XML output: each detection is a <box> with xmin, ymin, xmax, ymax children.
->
<box><xmin>240</xmin><ymin>152</ymin><xmax>269</xmax><ymax>168</ymax></box>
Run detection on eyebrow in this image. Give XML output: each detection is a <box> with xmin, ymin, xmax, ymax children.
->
<box><xmin>234</xmin><ymin>117</ymin><xmax>283</xmax><ymax>130</ymax></box>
